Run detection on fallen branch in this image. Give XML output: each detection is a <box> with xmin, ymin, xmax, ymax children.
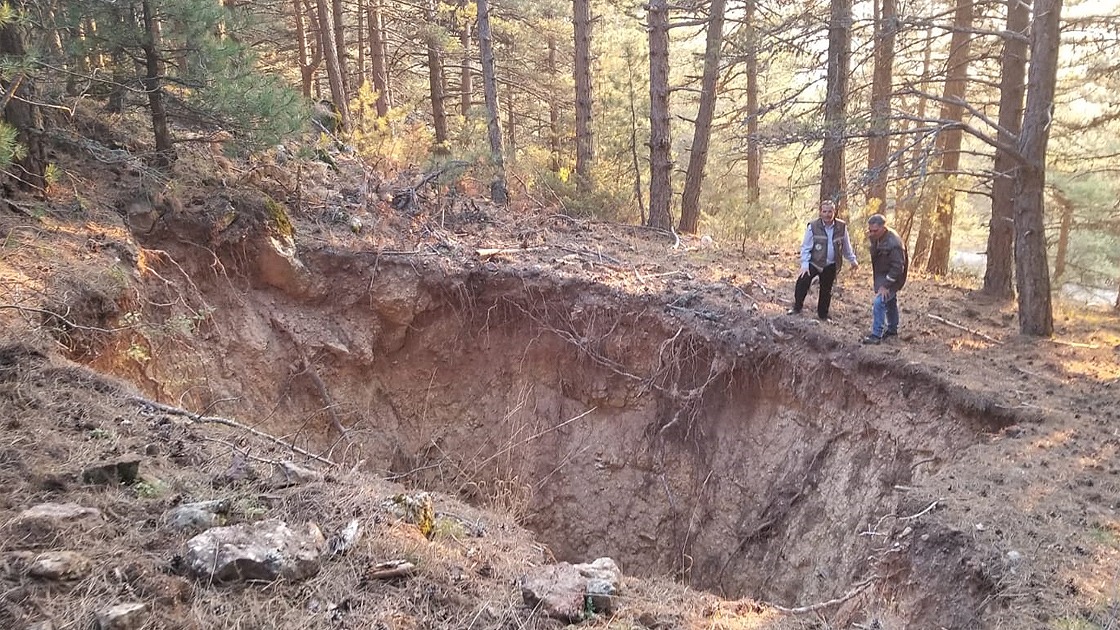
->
<box><xmin>271</xmin><ymin>318</ymin><xmax>349</xmax><ymax>442</ymax></box>
<box><xmin>365</xmin><ymin>561</ymin><xmax>415</xmax><ymax>580</ymax></box>
<box><xmin>124</xmin><ymin>395</ymin><xmax>338</xmax><ymax>467</ymax></box>
<box><xmin>772</xmin><ymin>576</ymin><xmax>878</xmax><ymax>614</ymax></box>
<box><xmin>476</xmin><ymin>246</ymin><xmax>547</xmax><ymax>259</ymax></box>
<box><xmin>1048</xmin><ymin>338</ymin><xmax>1100</xmax><ymax>349</ymax></box>
<box><xmin>927</xmin><ymin>313</ymin><xmax>1003</xmax><ymax>344</ymax></box>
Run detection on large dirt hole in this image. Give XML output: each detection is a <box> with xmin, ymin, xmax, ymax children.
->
<box><xmin>143</xmin><ymin>247</ymin><xmax>1010</xmax><ymax>627</ymax></box>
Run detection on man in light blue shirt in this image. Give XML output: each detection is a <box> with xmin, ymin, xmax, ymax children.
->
<box><xmin>788</xmin><ymin>200</ymin><xmax>859</xmax><ymax>321</ymax></box>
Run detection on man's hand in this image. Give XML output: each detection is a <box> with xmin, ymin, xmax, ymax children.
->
<box><xmin>877</xmin><ymin>286</ymin><xmax>892</xmax><ymax>299</ymax></box>
<box><xmin>850</xmin><ymin>262</ymin><xmax>860</xmax><ymax>272</ymax></box>
<box><xmin>799</xmin><ymin>265</ymin><xmax>810</xmax><ymax>278</ymax></box>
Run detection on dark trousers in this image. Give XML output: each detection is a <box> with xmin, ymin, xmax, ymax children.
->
<box><xmin>793</xmin><ymin>263</ymin><xmax>838</xmax><ymax>318</ymax></box>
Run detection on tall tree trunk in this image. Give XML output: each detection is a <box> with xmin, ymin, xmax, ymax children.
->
<box><xmin>332</xmin><ymin>0</ymin><xmax>348</xmax><ymax>93</ymax></box>
<box><xmin>1013</xmin><ymin>0</ymin><xmax>1061</xmax><ymax>337</ymax></box>
<box><xmin>141</xmin><ymin>0</ymin><xmax>174</xmax><ymax>168</ymax></box>
<box><xmin>927</xmin><ymin>0</ymin><xmax>974</xmax><ymax>274</ymax></box>
<box><xmin>983</xmin><ymin>0</ymin><xmax>1030</xmax><ymax>298</ymax></box>
<box><xmin>426</xmin><ymin>0</ymin><xmax>449</xmax><ymax>150</ymax></box>
<box><xmin>647</xmin><ymin>0</ymin><xmax>672</xmax><ymax>229</ymax></box>
<box><xmin>866</xmin><ymin>0</ymin><xmax>896</xmax><ymax>210</ymax></box>
<box><xmin>0</xmin><ymin>15</ymin><xmax>46</xmax><ymax>194</ymax></box>
<box><xmin>296</xmin><ymin>0</ymin><xmax>322</xmax><ymax>98</ymax></box>
<box><xmin>897</xmin><ymin>28</ymin><xmax>934</xmax><ymax>247</ymax></box>
<box><xmin>356</xmin><ymin>0</ymin><xmax>366</xmax><ymax>88</ymax></box>
<box><xmin>820</xmin><ymin>0</ymin><xmax>851</xmax><ymax>209</ymax></box>
<box><xmin>505</xmin><ymin>86</ymin><xmax>515</xmax><ymax>158</ymax></box>
<box><xmin>460</xmin><ymin>14</ymin><xmax>473</xmax><ymax>117</ymax></box>
<box><xmin>573</xmin><ymin>0</ymin><xmax>594</xmax><ymax>190</ymax></box>
<box><xmin>679</xmin><ymin>0</ymin><xmax>726</xmax><ymax>234</ymax></box>
<box><xmin>744</xmin><ymin>0</ymin><xmax>760</xmax><ymax>204</ymax></box>
<box><xmin>315</xmin><ymin>0</ymin><xmax>351</xmax><ymax>131</ymax></box>
<box><xmin>476</xmin><ymin>0</ymin><xmax>506</xmax><ymax>203</ymax></box>
<box><xmin>1052</xmin><ymin>190</ymin><xmax>1072</xmax><ymax>284</ymax></box>
<box><xmin>368</xmin><ymin>0</ymin><xmax>389</xmax><ymax>116</ymax></box>
<box><xmin>626</xmin><ymin>47</ymin><xmax>646</xmax><ymax>223</ymax></box>
<box><xmin>547</xmin><ymin>37</ymin><xmax>561</xmax><ymax>172</ymax></box>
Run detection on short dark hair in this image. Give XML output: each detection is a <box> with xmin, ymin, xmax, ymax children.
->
<box><xmin>867</xmin><ymin>214</ymin><xmax>887</xmax><ymax>227</ymax></box>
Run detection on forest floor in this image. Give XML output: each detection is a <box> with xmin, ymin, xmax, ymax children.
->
<box><xmin>1</xmin><ymin>107</ymin><xmax>1120</xmax><ymax>629</ymax></box>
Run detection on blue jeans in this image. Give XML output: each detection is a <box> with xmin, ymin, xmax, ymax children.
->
<box><xmin>872</xmin><ymin>291</ymin><xmax>899</xmax><ymax>337</ymax></box>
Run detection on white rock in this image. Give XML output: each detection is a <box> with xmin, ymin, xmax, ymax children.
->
<box><xmin>184</xmin><ymin>519</ymin><xmax>324</xmax><ymax>583</ymax></box>
<box><xmin>95</xmin><ymin>602</ymin><xmax>147</xmax><ymax>630</ymax></box>
<box><xmin>28</xmin><ymin>551</ymin><xmax>92</xmax><ymax>580</ymax></box>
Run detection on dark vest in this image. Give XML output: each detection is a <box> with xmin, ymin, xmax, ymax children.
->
<box><xmin>808</xmin><ymin>218</ymin><xmax>847</xmax><ymax>272</ymax></box>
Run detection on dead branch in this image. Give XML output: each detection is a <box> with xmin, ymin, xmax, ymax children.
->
<box><xmin>124</xmin><ymin>395</ymin><xmax>338</xmax><ymax>467</ymax></box>
<box><xmin>928</xmin><ymin>313</ymin><xmax>1003</xmax><ymax>344</ymax></box>
<box><xmin>365</xmin><ymin>561</ymin><xmax>415</xmax><ymax>580</ymax></box>
<box><xmin>1047</xmin><ymin>338</ymin><xmax>1099</xmax><ymax>349</ymax></box>
<box><xmin>390</xmin><ymin>161</ymin><xmax>469</xmax><ymax>212</ymax></box>
<box><xmin>476</xmin><ymin>247</ymin><xmax>548</xmax><ymax>259</ymax></box>
<box><xmin>0</xmin><ymin>304</ymin><xmax>130</xmax><ymax>334</ymax></box>
<box><xmin>271</xmin><ymin>318</ymin><xmax>349</xmax><ymax>441</ymax></box>
<box><xmin>772</xmin><ymin>576</ymin><xmax>878</xmax><ymax>614</ymax></box>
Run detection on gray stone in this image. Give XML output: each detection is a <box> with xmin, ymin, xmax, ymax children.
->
<box><xmin>520</xmin><ymin>563</ymin><xmax>586</xmax><ymax>622</ymax></box>
<box><xmin>95</xmin><ymin>602</ymin><xmax>147</xmax><ymax>630</ymax></box>
<box><xmin>184</xmin><ymin>519</ymin><xmax>324</xmax><ymax>584</ymax></box>
<box><xmin>82</xmin><ymin>457</ymin><xmax>141</xmax><ymax>485</ymax></box>
<box><xmin>520</xmin><ymin>557</ymin><xmax>623</xmax><ymax>621</ymax></box>
<box><xmin>270</xmin><ymin>461</ymin><xmax>324</xmax><ymax>488</ymax></box>
<box><xmin>9</xmin><ymin>503</ymin><xmax>103</xmax><ymax>534</ymax></box>
<box><xmin>165</xmin><ymin>500</ymin><xmax>230</xmax><ymax>531</ymax></box>
<box><xmin>28</xmin><ymin>551</ymin><xmax>92</xmax><ymax>580</ymax></box>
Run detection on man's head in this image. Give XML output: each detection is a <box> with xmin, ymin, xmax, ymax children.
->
<box><xmin>818</xmin><ymin>200</ymin><xmax>837</xmax><ymax>224</ymax></box>
<box><xmin>867</xmin><ymin>214</ymin><xmax>887</xmax><ymax>241</ymax></box>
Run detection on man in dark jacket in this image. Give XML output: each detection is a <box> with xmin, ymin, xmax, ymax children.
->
<box><xmin>789</xmin><ymin>200</ymin><xmax>859</xmax><ymax>321</ymax></box>
<box><xmin>862</xmin><ymin>213</ymin><xmax>908</xmax><ymax>344</ymax></box>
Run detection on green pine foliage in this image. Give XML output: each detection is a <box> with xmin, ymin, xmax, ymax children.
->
<box><xmin>56</xmin><ymin>0</ymin><xmax>306</xmax><ymax>150</ymax></box>
<box><xmin>0</xmin><ymin>121</ymin><xmax>25</xmax><ymax>169</ymax></box>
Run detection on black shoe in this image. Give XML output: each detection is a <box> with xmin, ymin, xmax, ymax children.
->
<box><xmin>861</xmin><ymin>334</ymin><xmax>882</xmax><ymax>345</ymax></box>
<box><xmin>883</xmin><ymin>330</ymin><xmax>898</xmax><ymax>338</ymax></box>
<box><xmin>787</xmin><ymin>308</ymin><xmax>802</xmax><ymax>315</ymax></box>
<box><xmin>818</xmin><ymin>314</ymin><xmax>834</xmax><ymax>322</ymax></box>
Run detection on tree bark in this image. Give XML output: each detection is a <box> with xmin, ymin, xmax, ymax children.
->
<box><xmin>679</xmin><ymin>0</ymin><xmax>726</xmax><ymax>234</ymax></box>
<box><xmin>426</xmin><ymin>0</ymin><xmax>449</xmax><ymax>150</ymax></box>
<box><xmin>647</xmin><ymin>0</ymin><xmax>672</xmax><ymax>230</ymax></box>
<box><xmin>1052</xmin><ymin>189</ymin><xmax>1072</xmax><ymax>284</ymax></box>
<box><xmin>332</xmin><ymin>0</ymin><xmax>348</xmax><ymax>93</ymax></box>
<box><xmin>744</xmin><ymin>0</ymin><xmax>760</xmax><ymax>204</ymax></box>
<box><xmin>460</xmin><ymin>11</ymin><xmax>473</xmax><ymax>117</ymax></box>
<box><xmin>140</xmin><ymin>0</ymin><xmax>175</xmax><ymax>168</ymax></box>
<box><xmin>314</xmin><ymin>0</ymin><xmax>351</xmax><ymax>131</ymax></box>
<box><xmin>0</xmin><ymin>21</ymin><xmax>46</xmax><ymax>194</ymax></box>
<box><xmin>1013</xmin><ymin>0</ymin><xmax>1061</xmax><ymax>337</ymax></box>
<box><xmin>820</xmin><ymin>0</ymin><xmax>851</xmax><ymax>210</ymax></box>
<box><xmin>573</xmin><ymin>0</ymin><xmax>594</xmax><ymax>189</ymax></box>
<box><xmin>983</xmin><ymin>0</ymin><xmax>1030</xmax><ymax>299</ymax></box>
<box><xmin>368</xmin><ymin>0</ymin><xmax>390</xmax><ymax>116</ymax></box>
<box><xmin>547</xmin><ymin>37</ymin><xmax>561</xmax><ymax>172</ymax></box>
<box><xmin>626</xmin><ymin>47</ymin><xmax>646</xmax><ymax>223</ymax></box>
<box><xmin>295</xmin><ymin>0</ymin><xmax>322</xmax><ymax>98</ymax></box>
<box><xmin>897</xmin><ymin>28</ymin><xmax>934</xmax><ymax>247</ymax></box>
<box><xmin>476</xmin><ymin>0</ymin><xmax>506</xmax><ymax>203</ymax></box>
<box><xmin>927</xmin><ymin>0</ymin><xmax>974</xmax><ymax>274</ymax></box>
<box><xmin>866</xmin><ymin>0</ymin><xmax>896</xmax><ymax>210</ymax></box>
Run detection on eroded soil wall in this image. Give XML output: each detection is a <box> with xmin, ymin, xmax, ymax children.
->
<box><xmin>122</xmin><ymin>246</ymin><xmax>1005</xmax><ymax>626</ymax></box>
